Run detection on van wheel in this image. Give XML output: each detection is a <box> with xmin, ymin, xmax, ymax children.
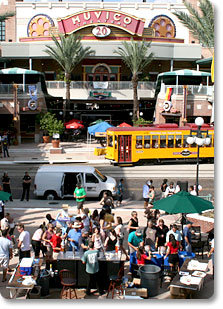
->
<box><xmin>44</xmin><ymin>191</ymin><xmax>57</xmax><ymax>200</ymax></box>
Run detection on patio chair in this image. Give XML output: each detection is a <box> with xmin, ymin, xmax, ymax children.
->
<box><xmin>107</xmin><ymin>263</ymin><xmax>124</xmax><ymax>299</ymax></box>
<box><xmin>59</xmin><ymin>269</ymin><xmax>78</xmax><ymax>299</ymax></box>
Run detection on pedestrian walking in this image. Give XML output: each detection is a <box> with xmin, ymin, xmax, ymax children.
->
<box><xmin>74</xmin><ymin>183</ymin><xmax>86</xmax><ymax>215</ymax></box>
<box><xmin>2</xmin><ymin>138</ymin><xmax>9</xmax><ymax>158</ymax></box>
<box><xmin>2</xmin><ymin>172</ymin><xmax>13</xmax><ymax>201</ymax></box>
<box><xmin>0</xmin><ymin>229</ymin><xmax>13</xmax><ymax>282</ymax></box>
<box><xmin>81</xmin><ymin>240</ymin><xmax>105</xmax><ymax>296</ymax></box>
<box><xmin>17</xmin><ymin>223</ymin><xmax>31</xmax><ymax>260</ymax></box>
<box><xmin>20</xmin><ymin>172</ymin><xmax>31</xmax><ymax>201</ymax></box>
<box><xmin>116</xmin><ymin>178</ymin><xmax>124</xmax><ymax>207</ymax></box>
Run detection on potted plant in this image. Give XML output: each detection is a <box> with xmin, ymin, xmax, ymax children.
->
<box><xmin>39</xmin><ymin>112</ymin><xmax>55</xmax><ymax>143</ymax></box>
<box><xmin>47</xmin><ymin>117</ymin><xmax>64</xmax><ymax>148</ymax></box>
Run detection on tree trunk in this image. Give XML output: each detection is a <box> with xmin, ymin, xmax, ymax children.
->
<box><xmin>132</xmin><ymin>74</ymin><xmax>139</xmax><ymax>123</ymax></box>
<box><xmin>65</xmin><ymin>72</ymin><xmax>71</xmax><ymax>121</ymax></box>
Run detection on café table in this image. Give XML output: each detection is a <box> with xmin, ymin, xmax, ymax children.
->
<box><xmin>6</xmin><ymin>258</ymin><xmax>42</xmax><ymax>299</ymax></box>
<box><xmin>169</xmin><ymin>258</ymin><xmax>208</xmax><ymax>298</ymax></box>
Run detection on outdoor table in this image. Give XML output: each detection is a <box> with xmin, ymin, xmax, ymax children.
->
<box><xmin>56</xmin><ymin>251</ymin><xmax>126</xmax><ymax>289</ymax></box>
<box><xmin>169</xmin><ymin>258</ymin><xmax>208</xmax><ymax>298</ymax></box>
<box><xmin>129</xmin><ymin>251</ymin><xmax>163</xmax><ymax>272</ymax></box>
<box><xmin>94</xmin><ymin>147</ymin><xmax>107</xmax><ymax>156</ymax></box>
<box><xmin>164</xmin><ymin>251</ymin><xmax>196</xmax><ymax>268</ymax></box>
<box><xmin>6</xmin><ymin>259</ymin><xmax>43</xmax><ymax>299</ymax></box>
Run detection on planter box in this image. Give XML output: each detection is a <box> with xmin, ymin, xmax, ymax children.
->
<box><xmin>50</xmin><ymin>147</ymin><xmax>63</xmax><ymax>154</ymax></box>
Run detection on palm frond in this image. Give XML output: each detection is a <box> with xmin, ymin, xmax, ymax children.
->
<box><xmin>0</xmin><ymin>12</ymin><xmax>15</xmax><ymax>22</ymax></box>
<box><xmin>173</xmin><ymin>0</ymin><xmax>214</xmax><ymax>48</ymax></box>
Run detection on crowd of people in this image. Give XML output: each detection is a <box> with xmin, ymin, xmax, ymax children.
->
<box><xmin>0</xmin><ymin>178</ymin><xmax>214</xmax><ymax>295</ymax></box>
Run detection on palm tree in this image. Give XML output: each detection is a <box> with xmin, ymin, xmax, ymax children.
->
<box><xmin>114</xmin><ymin>39</ymin><xmax>154</xmax><ymax>122</ymax></box>
<box><xmin>45</xmin><ymin>34</ymin><xmax>94</xmax><ymax>118</ymax></box>
<box><xmin>173</xmin><ymin>0</ymin><xmax>214</xmax><ymax>50</ymax></box>
<box><xmin>0</xmin><ymin>12</ymin><xmax>15</xmax><ymax>22</ymax></box>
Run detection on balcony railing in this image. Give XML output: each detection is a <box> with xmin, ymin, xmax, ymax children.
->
<box><xmin>46</xmin><ymin>80</ymin><xmax>156</xmax><ymax>91</ymax></box>
<box><xmin>162</xmin><ymin>84</ymin><xmax>214</xmax><ymax>96</ymax></box>
<box><xmin>0</xmin><ymin>83</ymin><xmax>44</xmax><ymax>96</ymax></box>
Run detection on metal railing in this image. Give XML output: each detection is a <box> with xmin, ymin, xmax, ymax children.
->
<box><xmin>162</xmin><ymin>84</ymin><xmax>214</xmax><ymax>96</ymax></box>
<box><xmin>0</xmin><ymin>83</ymin><xmax>44</xmax><ymax>96</ymax></box>
<box><xmin>46</xmin><ymin>80</ymin><xmax>156</xmax><ymax>91</ymax></box>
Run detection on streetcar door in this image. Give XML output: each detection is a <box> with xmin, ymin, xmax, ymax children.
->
<box><xmin>118</xmin><ymin>135</ymin><xmax>132</xmax><ymax>162</ymax></box>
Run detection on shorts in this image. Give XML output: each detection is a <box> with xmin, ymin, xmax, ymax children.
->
<box><xmin>0</xmin><ymin>255</ymin><xmax>9</xmax><ymax>269</ymax></box>
<box><xmin>144</xmin><ymin>198</ymin><xmax>149</xmax><ymax>202</ymax></box>
<box><xmin>168</xmin><ymin>254</ymin><xmax>179</xmax><ymax>265</ymax></box>
<box><xmin>77</xmin><ymin>201</ymin><xmax>84</xmax><ymax>209</ymax></box>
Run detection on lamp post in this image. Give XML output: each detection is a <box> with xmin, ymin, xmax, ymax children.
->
<box><xmin>186</xmin><ymin>117</ymin><xmax>211</xmax><ymax>195</ymax></box>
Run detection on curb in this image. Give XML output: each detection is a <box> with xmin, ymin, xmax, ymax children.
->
<box><xmin>0</xmin><ymin>159</ymin><xmax>109</xmax><ymax>165</ymax></box>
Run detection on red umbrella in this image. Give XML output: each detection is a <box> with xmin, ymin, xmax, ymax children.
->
<box><xmin>117</xmin><ymin>122</ymin><xmax>132</xmax><ymax>127</ymax></box>
<box><xmin>64</xmin><ymin>119</ymin><xmax>83</xmax><ymax>125</ymax></box>
<box><xmin>65</xmin><ymin>120</ymin><xmax>84</xmax><ymax>129</ymax></box>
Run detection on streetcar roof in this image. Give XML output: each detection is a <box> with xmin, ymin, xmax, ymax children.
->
<box><xmin>107</xmin><ymin>124</ymin><xmax>214</xmax><ymax>132</ymax></box>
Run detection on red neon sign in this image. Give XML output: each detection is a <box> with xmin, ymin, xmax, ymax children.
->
<box><xmin>57</xmin><ymin>9</ymin><xmax>145</xmax><ymax>36</ymax></box>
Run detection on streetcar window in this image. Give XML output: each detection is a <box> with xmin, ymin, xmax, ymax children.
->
<box><xmin>208</xmin><ymin>134</ymin><xmax>213</xmax><ymax>147</ymax></box>
<box><xmin>160</xmin><ymin>135</ymin><xmax>166</xmax><ymax>148</ymax></box>
<box><xmin>115</xmin><ymin>135</ymin><xmax>117</xmax><ymax>149</ymax></box>
<box><xmin>136</xmin><ymin>136</ymin><xmax>143</xmax><ymax>149</ymax></box>
<box><xmin>108</xmin><ymin>135</ymin><xmax>113</xmax><ymax>147</ymax></box>
<box><xmin>144</xmin><ymin>135</ymin><xmax>151</xmax><ymax>148</ymax></box>
<box><xmin>168</xmin><ymin>135</ymin><xmax>174</xmax><ymax>148</ymax></box>
<box><xmin>183</xmin><ymin>135</ymin><xmax>189</xmax><ymax>148</ymax></box>
<box><xmin>152</xmin><ymin>135</ymin><xmax>159</xmax><ymax>148</ymax></box>
<box><xmin>176</xmin><ymin>135</ymin><xmax>182</xmax><ymax>148</ymax></box>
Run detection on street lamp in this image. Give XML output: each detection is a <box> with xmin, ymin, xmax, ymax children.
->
<box><xmin>186</xmin><ymin>117</ymin><xmax>211</xmax><ymax>195</ymax></box>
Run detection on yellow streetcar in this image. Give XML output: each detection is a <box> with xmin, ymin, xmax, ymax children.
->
<box><xmin>106</xmin><ymin>123</ymin><xmax>214</xmax><ymax>164</ymax></box>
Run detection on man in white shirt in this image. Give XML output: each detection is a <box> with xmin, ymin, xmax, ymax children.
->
<box><xmin>0</xmin><ymin>229</ymin><xmax>13</xmax><ymax>282</ymax></box>
<box><xmin>17</xmin><ymin>223</ymin><xmax>31</xmax><ymax>260</ymax></box>
<box><xmin>165</xmin><ymin>182</ymin><xmax>175</xmax><ymax>197</ymax></box>
<box><xmin>143</xmin><ymin>180</ymin><xmax>150</xmax><ymax>208</ymax></box>
<box><xmin>166</xmin><ymin>224</ymin><xmax>182</xmax><ymax>243</ymax></box>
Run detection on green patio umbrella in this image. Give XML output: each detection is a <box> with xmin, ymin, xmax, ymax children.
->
<box><xmin>153</xmin><ymin>190</ymin><xmax>214</xmax><ymax>231</ymax></box>
<box><xmin>0</xmin><ymin>191</ymin><xmax>12</xmax><ymax>201</ymax></box>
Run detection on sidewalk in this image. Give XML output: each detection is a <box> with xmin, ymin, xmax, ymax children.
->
<box><xmin>0</xmin><ymin>141</ymin><xmax>109</xmax><ymax>165</ymax></box>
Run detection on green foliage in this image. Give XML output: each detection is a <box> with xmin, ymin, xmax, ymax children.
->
<box><xmin>39</xmin><ymin>112</ymin><xmax>64</xmax><ymax>137</ymax></box>
<box><xmin>173</xmin><ymin>0</ymin><xmax>214</xmax><ymax>49</ymax></box>
<box><xmin>133</xmin><ymin>117</ymin><xmax>153</xmax><ymax>127</ymax></box>
<box><xmin>56</xmin><ymin>70</ymin><xmax>65</xmax><ymax>81</ymax></box>
<box><xmin>114</xmin><ymin>39</ymin><xmax>154</xmax><ymax>75</ymax></box>
<box><xmin>0</xmin><ymin>12</ymin><xmax>15</xmax><ymax>22</ymax></box>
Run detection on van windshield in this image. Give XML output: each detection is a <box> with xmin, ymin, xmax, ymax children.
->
<box><xmin>94</xmin><ymin>169</ymin><xmax>107</xmax><ymax>182</ymax></box>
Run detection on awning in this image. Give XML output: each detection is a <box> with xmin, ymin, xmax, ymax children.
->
<box><xmin>196</xmin><ymin>57</ymin><xmax>213</xmax><ymax>65</ymax></box>
<box><xmin>157</xmin><ymin>69</ymin><xmax>211</xmax><ymax>78</ymax></box>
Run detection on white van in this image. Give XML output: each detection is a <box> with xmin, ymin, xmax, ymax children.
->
<box><xmin>34</xmin><ymin>165</ymin><xmax>117</xmax><ymax>200</ymax></box>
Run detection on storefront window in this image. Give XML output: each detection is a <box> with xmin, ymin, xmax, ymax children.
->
<box><xmin>0</xmin><ymin>21</ymin><xmax>6</xmax><ymax>41</ymax></box>
<box><xmin>160</xmin><ymin>135</ymin><xmax>166</xmax><ymax>148</ymax></box>
<box><xmin>136</xmin><ymin>136</ymin><xmax>143</xmax><ymax>149</ymax></box>
<box><xmin>168</xmin><ymin>135</ymin><xmax>174</xmax><ymax>148</ymax></box>
<box><xmin>176</xmin><ymin>135</ymin><xmax>182</xmax><ymax>148</ymax></box>
<box><xmin>152</xmin><ymin>135</ymin><xmax>159</xmax><ymax>148</ymax></box>
<box><xmin>144</xmin><ymin>135</ymin><xmax>151</xmax><ymax>148</ymax></box>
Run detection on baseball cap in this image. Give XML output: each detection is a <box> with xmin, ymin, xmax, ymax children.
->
<box><xmin>136</xmin><ymin>229</ymin><xmax>142</xmax><ymax>236</ymax></box>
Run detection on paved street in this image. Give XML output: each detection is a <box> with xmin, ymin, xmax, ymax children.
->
<box><xmin>0</xmin><ymin>163</ymin><xmax>214</xmax><ymax>200</ymax></box>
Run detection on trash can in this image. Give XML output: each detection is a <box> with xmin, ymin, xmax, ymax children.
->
<box><xmin>139</xmin><ymin>265</ymin><xmax>161</xmax><ymax>297</ymax></box>
<box><xmin>38</xmin><ymin>269</ymin><xmax>50</xmax><ymax>296</ymax></box>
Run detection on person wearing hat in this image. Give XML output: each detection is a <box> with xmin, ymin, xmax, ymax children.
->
<box><xmin>74</xmin><ymin>183</ymin><xmax>87</xmax><ymax>215</ymax></box>
<box><xmin>67</xmin><ymin>222</ymin><xmax>82</xmax><ymax>252</ymax></box>
<box><xmin>128</xmin><ymin>229</ymin><xmax>144</xmax><ymax>254</ymax></box>
<box><xmin>182</xmin><ymin>222</ymin><xmax>193</xmax><ymax>252</ymax></box>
